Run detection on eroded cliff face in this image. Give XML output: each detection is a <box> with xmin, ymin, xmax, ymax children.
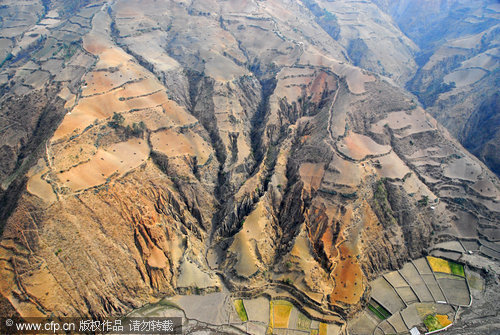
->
<box><xmin>0</xmin><ymin>0</ymin><xmax>499</xmax><ymax>328</ymax></box>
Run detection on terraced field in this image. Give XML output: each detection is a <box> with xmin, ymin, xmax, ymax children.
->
<box><xmin>132</xmin><ymin>292</ymin><xmax>343</xmax><ymax>335</ymax></box>
<box><xmin>349</xmin><ymin>256</ymin><xmax>472</xmax><ymax>334</ymax></box>
<box><xmin>427</xmin><ymin>256</ymin><xmax>465</xmax><ymax>277</ymax></box>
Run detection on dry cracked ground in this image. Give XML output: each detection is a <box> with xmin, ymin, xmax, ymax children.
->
<box><xmin>0</xmin><ymin>0</ymin><xmax>499</xmax><ymax>334</ymax></box>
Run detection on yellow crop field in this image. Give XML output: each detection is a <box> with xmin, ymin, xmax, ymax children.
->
<box><xmin>424</xmin><ymin>313</ymin><xmax>452</xmax><ymax>331</ymax></box>
<box><xmin>267</xmin><ymin>301</ymin><xmax>274</xmax><ymax>334</ymax></box>
<box><xmin>273</xmin><ymin>300</ymin><xmax>293</xmax><ymax>328</ymax></box>
<box><xmin>427</xmin><ymin>256</ymin><xmax>465</xmax><ymax>276</ymax></box>
<box><xmin>233</xmin><ymin>299</ymin><xmax>248</xmax><ymax>322</ymax></box>
<box><xmin>436</xmin><ymin>314</ymin><xmax>452</xmax><ymax>327</ymax></box>
<box><xmin>427</xmin><ymin>256</ymin><xmax>451</xmax><ymax>274</ymax></box>
<box><xmin>319</xmin><ymin>322</ymin><xmax>327</xmax><ymax>335</ymax></box>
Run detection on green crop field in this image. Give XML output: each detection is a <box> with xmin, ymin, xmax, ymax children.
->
<box><xmin>424</xmin><ymin>314</ymin><xmax>444</xmax><ymax>331</ymax></box>
<box><xmin>233</xmin><ymin>299</ymin><xmax>248</xmax><ymax>322</ymax></box>
<box><xmin>449</xmin><ymin>261</ymin><xmax>465</xmax><ymax>277</ymax></box>
<box><xmin>368</xmin><ymin>303</ymin><xmax>391</xmax><ymax>320</ymax></box>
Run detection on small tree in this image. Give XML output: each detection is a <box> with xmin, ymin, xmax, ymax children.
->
<box><xmin>108</xmin><ymin>112</ymin><xmax>124</xmax><ymax>128</ymax></box>
<box><xmin>418</xmin><ymin>195</ymin><xmax>429</xmax><ymax>207</ymax></box>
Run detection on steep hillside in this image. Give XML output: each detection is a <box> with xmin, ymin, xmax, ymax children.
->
<box><xmin>373</xmin><ymin>0</ymin><xmax>500</xmax><ymax>176</ymax></box>
<box><xmin>0</xmin><ymin>0</ymin><xmax>499</xmax><ymax>333</ymax></box>
<box><xmin>301</xmin><ymin>0</ymin><xmax>418</xmax><ymax>85</ymax></box>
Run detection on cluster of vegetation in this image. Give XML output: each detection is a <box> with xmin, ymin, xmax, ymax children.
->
<box><xmin>107</xmin><ymin>112</ymin><xmax>125</xmax><ymax>128</ymax></box>
<box><xmin>423</xmin><ymin>314</ymin><xmax>451</xmax><ymax>332</ymax></box>
<box><xmin>424</xmin><ymin>314</ymin><xmax>441</xmax><ymax>331</ymax></box>
<box><xmin>417</xmin><ymin>195</ymin><xmax>429</xmax><ymax>207</ymax></box>
<box><xmin>319</xmin><ymin>188</ymin><xmax>337</xmax><ymax>195</ymax></box>
<box><xmin>233</xmin><ymin>299</ymin><xmax>248</xmax><ymax>322</ymax></box>
<box><xmin>150</xmin><ymin>151</ymin><xmax>168</xmax><ymax>175</ymax></box>
<box><xmin>58</xmin><ymin>0</ymin><xmax>90</xmax><ymax>17</ymax></box>
<box><xmin>126</xmin><ymin>122</ymin><xmax>146</xmax><ymax>137</ymax></box>
<box><xmin>373</xmin><ymin>179</ymin><xmax>397</xmax><ymax>225</ymax></box>
<box><xmin>340</xmin><ymin>191</ymin><xmax>358</xmax><ymax>199</ymax></box>
<box><xmin>107</xmin><ymin>112</ymin><xmax>146</xmax><ymax>138</ymax></box>
<box><xmin>417</xmin><ymin>81</ymin><xmax>456</xmax><ymax>107</ymax></box>
<box><xmin>302</xmin><ymin>0</ymin><xmax>340</xmax><ymax>40</ymax></box>
<box><xmin>367</xmin><ymin>303</ymin><xmax>391</xmax><ymax>320</ymax></box>
<box><xmin>408</xmin><ymin>53</ymin><xmax>464</xmax><ymax>107</ymax></box>
<box><xmin>8</xmin><ymin>35</ymin><xmax>46</xmax><ymax>66</ymax></box>
<box><xmin>56</xmin><ymin>41</ymin><xmax>80</xmax><ymax>60</ymax></box>
<box><xmin>0</xmin><ymin>53</ymin><xmax>13</xmax><ymax>68</ymax></box>
<box><xmin>451</xmin><ymin>197</ymin><xmax>467</xmax><ymax>206</ymax></box>
<box><xmin>347</xmin><ymin>38</ymin><xmax>369</xmax><ymax>67</ymax></box>
<box><xmin>449</xmin><ymin>261</ymin><xmax>465</xmax><ymax>277</ymax></box>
